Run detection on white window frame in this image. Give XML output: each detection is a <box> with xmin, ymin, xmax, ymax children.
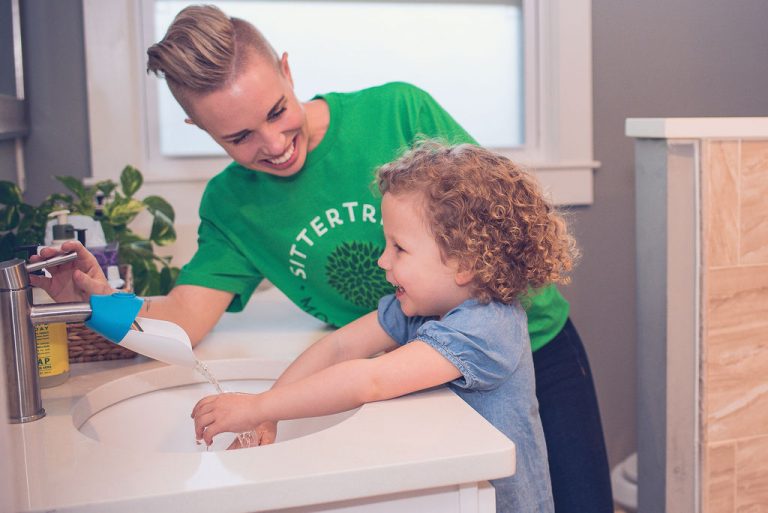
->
<box><xmin>82</xmin><ymin>0</ymin><xmax>597</xmax><ymax>205</ymax></box>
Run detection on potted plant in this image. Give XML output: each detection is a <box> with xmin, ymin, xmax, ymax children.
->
<box><xmin>0</xmin><ymin>165</ymin><xmax>179</xmax><ymax>295</ymax></box>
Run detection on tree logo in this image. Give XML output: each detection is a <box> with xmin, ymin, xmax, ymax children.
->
<box><xmin>326</xmin><ymin>241</ymin><xmax>393</xmax><ymax>310</ymax></box>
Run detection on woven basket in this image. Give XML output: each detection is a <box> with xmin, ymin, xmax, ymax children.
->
<box><xmin>67</xmin><ymin>264</ymin><xmax>138</xmax><ymax>363</ymax></box>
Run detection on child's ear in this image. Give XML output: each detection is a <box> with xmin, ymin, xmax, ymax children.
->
<box><xmin>454</xmin><ymin>269</ymin><xmax>474</xmax><ymax>286</ymax></box>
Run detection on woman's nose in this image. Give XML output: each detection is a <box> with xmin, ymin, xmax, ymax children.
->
<box><xmin>260</xmin><ymin>128</ymin><xmax>287</xmax><ymax>156</ymax></box>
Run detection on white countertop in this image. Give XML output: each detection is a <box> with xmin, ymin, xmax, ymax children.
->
<box><xmin>626</xmin><ymin>117</ymin><xmax>768</xmax><ymax>139</ymax></box>
<box><xmin>10</xmin><ymin>287</ymin><xmax>515</xmax><ymax>513</ymax></box>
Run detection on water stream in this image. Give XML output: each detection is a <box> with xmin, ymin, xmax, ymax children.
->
<box><xmin>194</xmin><ymin>359</ymin><xmax>257</xmax><ymax>449</ymax></box>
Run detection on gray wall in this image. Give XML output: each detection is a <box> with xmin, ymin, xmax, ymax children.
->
<box><xmin>5</xmin><ymin>0</ymin><xmax>768</xmax><ymax>475</ymax></box>
<box><xmin>0</xmin><ymin>0</ymin><xmax>90</xmax><ymax>199</ymax></box>
<box><xmin>20</xmin><ymin>0</ymin><xmax>91</xmax><ymax>204</ymax></box>
<box><xmin>0</xmin><ymin>0</ymin><xmax>18</xmax><ymax>183</ymax></box>
<box><xmin>0</xmin><ymin>0</ymin><xmax>91</xmax><ymax>204</ymax></box>
<box><xmin>567</xmin><ymin>0</ymin><xmax>768</xmax><ymax>471</ymax></box>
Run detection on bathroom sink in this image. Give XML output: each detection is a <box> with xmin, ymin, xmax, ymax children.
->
<box><xmin>15</xmin><ymin>290</ymin><xmax>515</xmax><ymax>513</ymax></box>
<box><xmin>72</xmin><ymin>359</ymin><xmax>357</xmax><ymax>453</ymax></box>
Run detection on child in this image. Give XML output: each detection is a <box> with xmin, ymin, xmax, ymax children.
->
<box><xmin>192</xmin><ymin>140</ymin><xmax>576</xmax><ymax>512</ymax></box>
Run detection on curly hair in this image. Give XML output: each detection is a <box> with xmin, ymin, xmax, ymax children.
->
<box><xmin>376</xmin><ymin>140</ymin><xmax>578</xmax><ymax>304</ymax></box>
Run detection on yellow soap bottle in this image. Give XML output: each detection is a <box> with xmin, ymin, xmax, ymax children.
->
<box><xmin>34</xmin><ymin>208</ymin><xmax>77</xmax><ymax>387</ymax></box>
<box><xmin>34</xmin><ymin>287</ymin><xmax>70</xmax><ymax>388</ymax></box>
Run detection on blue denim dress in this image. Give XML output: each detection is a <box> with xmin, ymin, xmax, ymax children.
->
<box><xmin>378</xmin><ymin>295</ymin><xmax>554</xmax><ymax>513</ymax></box>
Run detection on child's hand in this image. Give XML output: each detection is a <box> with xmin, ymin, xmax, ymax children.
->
<box><xmin>191</xmin><ymin>392</ymin><xmax>263</xmax><ymax>446</ymax></box>
<box><xmin>227</xmin><ymin>421</ymin><xmax>278</xmax><ymax>450</ymax></box>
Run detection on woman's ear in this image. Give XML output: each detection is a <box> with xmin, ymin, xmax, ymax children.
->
<box><xmin>280</xmin><ymin>52</ymin><xmax>294</xmax><ymax>88</ymax></box>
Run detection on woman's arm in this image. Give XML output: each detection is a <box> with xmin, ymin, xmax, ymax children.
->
<box><xmin>192</xmin><ymin>332</ymin><xmax>462</xmax><ymax>445</ymax></box>
<box><xmin>140</xmin><ymin>285</ymin><xmax>233</xmax><ymax>346</ymax></box>
<box><xmin>30</xmin><ymin>241</ymin><xmax>233</xmax><ymax>346</ymax></box>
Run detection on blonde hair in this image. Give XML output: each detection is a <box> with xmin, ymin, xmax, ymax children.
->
<box><xmin>377</xmin><ymin>140</ymin><xmax>578</xmax><ymax>304</ymax></box>
<box><xmin>146</xmin><ymin>4</ymin><xmax>279</xmax><ymax>113</ymax></box>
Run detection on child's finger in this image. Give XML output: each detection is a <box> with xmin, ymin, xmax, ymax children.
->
<box><xmin>258</xmin><ymin>426</ymin><xmax>276</xmax><ymax>445</ymax></box>
<box><xmin>194</xmin><ymin>411</ymin><xmax>216</xmax><ymax>439</ymax></box>
<box><xmin>191</xmin><ymin>395</ymin><xmax>216</xmax><ymax>418</ymax></box>
<box><xmin>203</xmin><ymin>423</ymin><xmax>221</xmax><ymax>446</ymax></box>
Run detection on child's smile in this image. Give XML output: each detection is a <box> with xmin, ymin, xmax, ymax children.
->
<box><xmin>378</xmin><ymin>192</ymin><xmax>473</xmax><ymax>318</ymax></box>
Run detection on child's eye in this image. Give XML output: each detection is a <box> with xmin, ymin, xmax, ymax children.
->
<box><xmin>393</xmin><ymin>243</ymin><xmax>404</xmax><ymax>253</ymax></box>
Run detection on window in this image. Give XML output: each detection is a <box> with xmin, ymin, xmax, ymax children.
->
<box><xmin>155</xmin><ymin>1</ymin><xmax>524</xmax><ymax>156</ymax></box>
<box><xmin>83</xmin><ymin>0</ymin><xmax>596</xmax><ymax>205</ymax></box>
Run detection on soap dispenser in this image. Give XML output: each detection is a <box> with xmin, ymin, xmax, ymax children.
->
<box><xmin>35</xmin><ymin>210</ymin><xmax>77</xmax><ymax>387</ymax></box>
<box><xmin>34</xmin><ymin>288</ymin><xmax>71</xmax><ymax>387</ymax></box>
<box><xmin>49</xmin><ymin>209</ymin><xmax>76</xmax><ymax>248</ymax></box>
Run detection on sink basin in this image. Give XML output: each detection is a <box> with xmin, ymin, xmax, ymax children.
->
<box><xmin>72</xmin><ymin>359</ymin><xmax>357</xmax><ymax>453</ymax></box>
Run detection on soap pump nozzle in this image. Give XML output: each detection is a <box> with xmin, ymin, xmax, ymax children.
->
<box><xmin>48</xmin><ymin>209</ymin><xmax>75</xmax><ymax>245</ymax></box>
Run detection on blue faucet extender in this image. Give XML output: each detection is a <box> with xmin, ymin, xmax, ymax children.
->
<box><xmin>85</xmin><ymin>293</ymin><xmax>144</xmax><ymax>343</ymax></box>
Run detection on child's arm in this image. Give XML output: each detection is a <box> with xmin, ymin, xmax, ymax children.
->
<box><xmin>193</xmin><ymin>311</ymin><xmax>396</xmax><ymax>445</ymax></box>
<box><xmin>192</xmin><ymin>325</ymin><xmax>461</xmax><ymax>445</ymax></box>
<box><xmin>269</xmin><ymin>311</ymin><xmax>398</xmax><ymax>390</ymax></box>
<box><xmin>224</xmin><ymin>311</ymin><xmax>402</xmax><ymax>448</ymax></box>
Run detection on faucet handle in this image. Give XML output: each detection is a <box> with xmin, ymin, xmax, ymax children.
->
<box><xmin>25</xmin><ymin>252</ymin><xmax>78</xmax><ymax>274</ymax></box>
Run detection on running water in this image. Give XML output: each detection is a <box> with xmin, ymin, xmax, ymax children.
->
<box><xmin>195</xmin><ymin>359</ymin><xmax>257</xmax><ymax>449</ymax></box>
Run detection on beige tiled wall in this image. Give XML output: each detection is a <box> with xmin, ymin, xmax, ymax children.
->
<box><xmin>702</xmin><ymin>140</ymin><xmax>768</xmax><ymax>513</ymax></box>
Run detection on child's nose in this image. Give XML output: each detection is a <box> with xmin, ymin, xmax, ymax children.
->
<box><xmin>377</xmin><ymin>251</ymin><xmax>389</xmax><ymax>270</ymax></box>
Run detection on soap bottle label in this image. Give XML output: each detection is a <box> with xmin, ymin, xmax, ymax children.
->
<box><xmin>36</xmin><ymin>323</ymin><xmax>70</xmax><ymax>379</ymax></box>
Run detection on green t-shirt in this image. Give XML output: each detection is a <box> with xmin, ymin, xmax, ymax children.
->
<box><xmin>176</xmin><ymin>82</ymin><xmax>568</xmax><ymax>351</ymax></box>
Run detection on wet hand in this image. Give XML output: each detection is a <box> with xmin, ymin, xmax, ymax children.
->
<box><xmin>191</xmin><ymin>392</ymin><xmax>263</xmax><ymax>446</ymax></box>
<box><xmin>227</xmin><ymin>421</ymin><xmax>278</xmax><ymax>450</ymax></box>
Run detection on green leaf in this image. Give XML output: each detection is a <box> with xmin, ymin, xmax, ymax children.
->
<box><xmin>0</xmin><ymin>232</ymin><xmax>17</xmax><ymax>261</ymax></box>
<box><xmin>143</xmin><ymin>195</ymin><xmax>175</xmax><ymax>222</ymax></box>
<box><xmin>120</xmin><ymin>165</ymin><xmax>143</xmax><ymax>198</ymax></box>
<box><xmin>100</xmin><ymin>221</ymin><xmax>115</xmax><ymax>242</ymax></box>
<box><xmin>126</xmin><ymin>239</ymin><xmax>154</xmax><ymax>258</ymax></box>
<box><xmin>149</xmin><ymin>210</ymin><xmax>176</xmax><ymax>246</ymax></box>
<box><xmin>145</xmin><ymin>268</ymin><xmax>162</xmax><ymax>296</ymax></box>
<box><xmin>40</xmin><ymin>193</ymin><xmax>73</xmax><ymax>212</ymax></box>
<box><xmin>125</xmin><ymin>258</ymin><xmax>151</xmax><ymax>295</ymax></box>
<box><xmin>55</xmin><ymin>176</ymin><xmax>88</xmax><ymax>199</ymax></box>
<box><xmin>0</xmin><ymin>205</ymin><xmax>20</xmax><ymax>231</ymax></box>
<box><xmin>159</xmin><ymin>266</ymin><xmax>174</xmax><ymax>295</ymax></box>
<box><xmin>94</xmin><ymin>180</ymin><xmax>117</xmax><ymax>198</ymax></box>
<box><xmin>114</xmin><ymin>231</ymin><xmax>143</xmax><ymax>245</ymax></box>
<box><xmin>106</xmin><ymin>198</ymin><xmax>144</xmax><ymax>225</ymax></box>
<box><xmin>0</xmin><ymin>181</ymin><xmax>23</xmax><ymax>206</ymax></box>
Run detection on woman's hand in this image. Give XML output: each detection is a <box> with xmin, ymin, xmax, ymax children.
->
<box><xmin>192</xmin><ymin>392</ymin><xmax>265</xmax><ymax>446</ymax></box>
<box><xmin>227</xmin><ymin>421</ymin><xmax>278</xmax><ymax>450</ymax></box>
<box><xmin>28</xmin><ymin>241</ymin><xmax>114</xmax><ymax>302</ymax></box>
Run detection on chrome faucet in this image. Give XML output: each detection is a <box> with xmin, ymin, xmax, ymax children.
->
<box><xmin>1</xmin><ymin>253</ymin><xmax>92</xmax><ymax>423</ymax></box>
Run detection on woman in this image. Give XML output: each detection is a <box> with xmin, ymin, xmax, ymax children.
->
<box><xmin>35</xmin><ymin>5</ymin><xmax>613</xmax><ymax>512</ymax></box>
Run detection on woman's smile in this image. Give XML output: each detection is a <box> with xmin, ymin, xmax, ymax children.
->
<box><xmin>261</xmin><ymin>135</ymin><xmax>298</xmax><ymax>169</ymax></box>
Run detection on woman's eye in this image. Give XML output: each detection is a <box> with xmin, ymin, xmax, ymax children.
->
<box><xmin>232</xmin><ymin>132</ymin><xmax>252</xmax><ymax>145</ymax></box>
<box><xmin>268</xmin><ymin>106</ymin><xmax>286</xmax><ymax>122</ymax></box>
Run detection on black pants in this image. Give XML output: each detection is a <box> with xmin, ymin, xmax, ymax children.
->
<box><xmin>533</xmin><ymin>318</ymin><xmax>614</xmax><ymax>513</ymax></box>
